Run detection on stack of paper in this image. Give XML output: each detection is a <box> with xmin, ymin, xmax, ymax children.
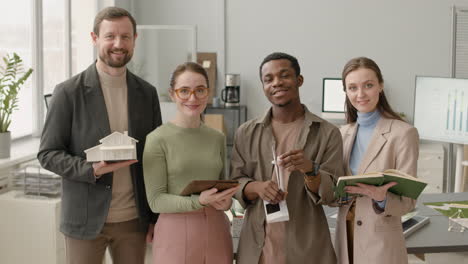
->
<box><xmin>12</xmin><ymin>166</ymin><xmax>61</xmax><ymax>196</ymax></box>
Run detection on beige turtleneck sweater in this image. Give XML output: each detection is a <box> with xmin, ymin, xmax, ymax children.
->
<box><xmin>97</xmin><ymin>67</ymin><xmax>138</xmax><ymax>223</ymax></box>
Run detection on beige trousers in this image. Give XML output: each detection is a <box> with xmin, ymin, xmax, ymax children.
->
<box><xmin>65</xmin><ymin>218</ymin><xmax>146</xmax><ymax>264</ymax></box>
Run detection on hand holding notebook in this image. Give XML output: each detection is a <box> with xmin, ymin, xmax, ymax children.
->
<box><xmin>344</xmin><ymin>181</ymin><xmax>398</xmax><ymax>202</ymax></box>
<box><xmin>179</xmin><ymin>180</ymin><xmax>239</xmax><ymax>196</ymax></box>
<box><xmin>335</xmin><ymin>169</ymin><xmax>427</xmax><ymax>200</ymax></box>
<box><xmin>199</xmin><ymin>185</ymin><xmax>239</xmax><ymax>210</ymax></box>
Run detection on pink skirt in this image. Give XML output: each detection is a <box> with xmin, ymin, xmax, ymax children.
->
<box><xmin>152</xmin><ymin>206</ymin><xmax>233</xmax><ymax>264</ymax></box>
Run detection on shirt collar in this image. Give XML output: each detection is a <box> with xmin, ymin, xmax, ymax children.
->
<box><xmin>256</xmin><ymin>104</ymin><xmax>323</xmax><ymax>127</ymax></box>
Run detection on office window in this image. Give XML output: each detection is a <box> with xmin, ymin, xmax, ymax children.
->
<box><xmin>0</xmin><ymin>0</ymin><xmax>97</xmax><ymax>139</ymax></box>
<box><xmin>71</xmin><ymin>0</ymin><xmax>95</xmax><ymax>75</ymax></box>
<box><xmin>0</xmin><ymin>1</ymin><xmax>33</xmax><ymax>138</ymax></box>
<box><xmin>43</xmin><ymin>0</ymin><xmax>68</xmax><ymax>95</ymax></box>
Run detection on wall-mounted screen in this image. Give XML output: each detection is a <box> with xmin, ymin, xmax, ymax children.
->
<box><xmin>322</xmin><ymin>78</ymin><xmax>346</xmax><ymax>113</ymax></box>
<box><xmin>414</xmin><ymin>76</ymin><xmax>468</xmax><ymax>144</ymax></box>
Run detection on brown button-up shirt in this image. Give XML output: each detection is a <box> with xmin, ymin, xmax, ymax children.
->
<box><xmin>230</xmin><ymin>105</ymin><xmax>344</xmax><ymax>264</ymax></box>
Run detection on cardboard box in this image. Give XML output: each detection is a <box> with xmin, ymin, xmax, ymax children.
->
<box><xmin>204</xmin><ymin>114</ymin><xmax>226</xmax><ymax>135</ymax></box>
<box><xmin>197</xmin><ymin>52</ymin><xmax>217</xmax><ymax>103</ymax></box>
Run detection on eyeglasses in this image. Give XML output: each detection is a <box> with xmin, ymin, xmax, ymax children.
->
<box><xmin>174</xmin><ymin>87</ymin><xmax>209</xmax><ymax>100</ymax></box>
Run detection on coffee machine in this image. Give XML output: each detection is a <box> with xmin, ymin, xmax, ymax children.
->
<box><xmin>221</xmin><ymin>74</ymin><xmax>240</xmax><ymax>107</ymax></box>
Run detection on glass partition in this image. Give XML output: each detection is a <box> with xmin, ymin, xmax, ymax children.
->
<box><xmin>128</xmin><ymin>25</ymin><xmax>197</xmax><ymax>101</ymax></box>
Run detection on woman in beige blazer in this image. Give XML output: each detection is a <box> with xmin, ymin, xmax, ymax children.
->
<box><xmin>334</xmin><ymin>57</ymin><xmax>419</xmax><ymax>264</ymax></box>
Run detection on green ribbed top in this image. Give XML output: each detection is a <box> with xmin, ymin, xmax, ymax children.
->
<box><xmin>143</xmin><ymin>122</ymin><xmax>225</xmax><ymax>213</ymax></box>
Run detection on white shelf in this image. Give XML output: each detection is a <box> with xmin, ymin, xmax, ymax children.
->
<box><xmin>0</xmin><ymin>137</ymin><xmax>40</xmax><ymax>171</ymax></box>
<box><xmin>0</xmin><ymin>190</ymin><xmax>64</xmax><ymax>264</ymax></box>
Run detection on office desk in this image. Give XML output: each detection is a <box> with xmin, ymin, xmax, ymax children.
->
<box><xmin>325</xmin><ymin>192</ymin><xmax>468</xmax><ymax>254</ymax></box>
<box><xmin>406</xmin><ymin>215</ymin><xmax>468</xmax><ymax>254</ymax></box>
<box><xmin>406</xmin><ymin>192</ymin><xmax>468</xmax><ymax>254</ymax></box>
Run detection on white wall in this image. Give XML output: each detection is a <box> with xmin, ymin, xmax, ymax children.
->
<box><xmin>132</xmin><ymin>0</ymin><xmax>225</xmax><ymax>96</ymax></box>
<box><xmin>227</xmin><ymin>0</ymin><xmax>468</xmax><ymax>121</ymax></box>
<box><xmin>130</xmin><ymin>0</ymin><xmax>468</xmax><ymax>122</ymax></box>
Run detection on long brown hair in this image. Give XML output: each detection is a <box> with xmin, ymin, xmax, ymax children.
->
<box><xmin>341</xmin><ymin>57</ymin><xmax>403</xmax><ymax>124</ymax></box>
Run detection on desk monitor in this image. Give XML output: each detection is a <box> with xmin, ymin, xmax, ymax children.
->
<box><xmin>321</xmin><ymin>78</ymin><xmax>346</xmax><ymax>120</ymax></box>
<box><xmin>414</xmin><ymin>76</ymin><xmax>468</xmax><ymax>144</ymax></box>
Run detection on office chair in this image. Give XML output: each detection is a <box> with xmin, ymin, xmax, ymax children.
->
<box><xmin>44</xmin><ymin>94</ymin><xmax>52</xmax><ymax>110</ymax></box>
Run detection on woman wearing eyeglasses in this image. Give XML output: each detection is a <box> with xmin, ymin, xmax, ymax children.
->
<box><xmin>143</xmin><ymin>62</ymin><xmax>239</xmax><ymax>264</ymax></box>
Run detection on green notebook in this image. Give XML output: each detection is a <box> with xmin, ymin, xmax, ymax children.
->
<box><xmin>335</xmin><ymin>169</ymin><xmax>427</xmax><ymax>200</ymax></box>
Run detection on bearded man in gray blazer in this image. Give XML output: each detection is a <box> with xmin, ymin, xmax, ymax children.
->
<box><xmin>38</xmin><ymin>7</ymin><xmax>161</xmax><ymax>264</ymax></box>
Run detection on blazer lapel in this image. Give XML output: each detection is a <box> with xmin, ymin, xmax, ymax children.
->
<box><xmin>83</xmin><ymin>64</ymin><xmax>111</xmax><ymax>139</ymax></box>
<box><xmin>358</xmin><ymin>118</ymin><xmax>392</xmax><ymax>174</ymax></box>
<box><xmin>342</xmin><ymin>123</ymin><xmax>358</xmax><ymax>175</ymax></box>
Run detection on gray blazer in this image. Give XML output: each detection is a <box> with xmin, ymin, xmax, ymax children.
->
<box><xmin>37</xmin><ymin>63</ymin><xmax>162</xmax><ymax>239</ymax></box>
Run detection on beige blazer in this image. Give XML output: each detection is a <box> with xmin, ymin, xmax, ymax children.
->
<box><xmin>335</xmin><ymin>117</ymin><xmax>419</xmax><ymax>264</ymax></box>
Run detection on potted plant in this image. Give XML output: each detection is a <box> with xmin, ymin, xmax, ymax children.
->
<box><xmin>0</xmin><ymin>53</ymin><xmax>33</xmax><ymax>158</ymax></box>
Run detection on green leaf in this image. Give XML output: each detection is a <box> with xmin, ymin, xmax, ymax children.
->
<box><xmin>0</xmin><ymin>53</ymin><xmax>33</xmax><ymax>132</ymax></box>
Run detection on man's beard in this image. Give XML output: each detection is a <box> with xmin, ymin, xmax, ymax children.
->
<box><xmin>99</xmin><ymin>49</ymin><xmax>132</xmax><ymax>68</ymax></box>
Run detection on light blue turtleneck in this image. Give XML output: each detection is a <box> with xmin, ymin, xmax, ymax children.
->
<box><xmin>349</xmin><ymin>110</ymin><xmax>387</xmax><ymax>207</ymax></box>
<box><xmin>349</xmin><ymin>110</ymin><xmax>381</xmax><ymax>175</ymax></box>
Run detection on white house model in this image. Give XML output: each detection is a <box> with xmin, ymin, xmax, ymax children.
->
<box><xmin>84</xmin><ymin>131</ymin><xmax>138</xmax><ymax>162</ymax></box>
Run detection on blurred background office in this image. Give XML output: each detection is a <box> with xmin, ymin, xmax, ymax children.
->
<box><xmin>0</xmin><ymin>1</ymin><xmax>467</xmax><ymax>263</ymax></box>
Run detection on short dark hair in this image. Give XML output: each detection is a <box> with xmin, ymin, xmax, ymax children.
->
<box><xmin>259</xmin><ymin>52</ymin><xmax>301</xmax><ymax>80</ymax></box>
<box><xmin>93</xmin><ymin>7</ymin><xmax>137</xmax><ymax>36</ymax></box>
